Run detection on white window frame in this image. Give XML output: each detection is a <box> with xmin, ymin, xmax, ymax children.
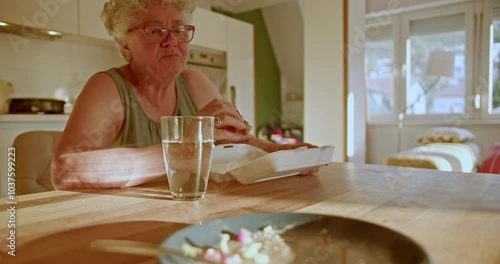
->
<box><xmin>481</xmin><ymin>0</ymin><xmax>500</xmax><ymax>121</ymax></box>
<box><xmin>366</xmin><ymin>2</ymin><xmax>500</xmax><ymax>125</ymax></box>
<box><xmin>401</xmin><ymin>3</ymin><xmax>474</xmax><ymax>124</ymax></box>
<box><xmin>365</xmin><ymin>15</ymin><xmax>400</xmax><ymax>123</ymax></box>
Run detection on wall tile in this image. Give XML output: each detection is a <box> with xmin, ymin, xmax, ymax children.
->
<box><xmin>0</xmin><ymin>32</ymin><xmax>123</xmax><ymax>100</ymax></box>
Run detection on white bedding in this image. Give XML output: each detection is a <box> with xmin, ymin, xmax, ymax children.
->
<box><xmin>384</xmin><ymin>143</ymin><xmax>480</xmax><ymax>172</ymax></box>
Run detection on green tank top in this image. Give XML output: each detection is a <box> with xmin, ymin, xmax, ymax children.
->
<box><xmin>101</xmin><ymin>67</ymin><xmax>198</xmax><ymax>147</ymax></box>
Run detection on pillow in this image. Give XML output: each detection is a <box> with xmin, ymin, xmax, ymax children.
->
<box><xmin>416</xmin><ymin>127</ymin><xmax>475</xmax><ymax>144</ymax></box>
<box><xmin>478</xmin><ymin>143</ymin><xmax>500</xmax><ymax>174</ymax></box>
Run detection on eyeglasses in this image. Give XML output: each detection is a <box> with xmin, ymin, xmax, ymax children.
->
<box><xmin>128</xmin><ymin>24</ymin><xmax>195</xmax><ymax>43</ymax></box>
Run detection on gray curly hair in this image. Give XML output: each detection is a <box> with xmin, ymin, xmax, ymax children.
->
<box><xmin>101</xmin><ymin>0</ymin><xmax>196</xmax><ymax>61</ymax></box>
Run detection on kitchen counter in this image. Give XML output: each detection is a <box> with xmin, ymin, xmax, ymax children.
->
<box><xmin>0</xmin><ymin>114</ymin><xmax>70</xmax><ymax>123</ymax></box>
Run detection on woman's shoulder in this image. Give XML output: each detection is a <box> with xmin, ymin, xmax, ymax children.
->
<box><xmin>181</xmin><ymin>67</ymin><xmax>221</xmax><ymax>108</ymax></box>
<box><xmin>69</xmin><ymin>68</ymin><xmax>124</xmax><ymax>129</ymax></box>
<box><xmin>183</xmin><ymin>67</ymin><xmax>218</xmax><ymax>90</ymax></box>
<box><xmin>85</xmin><ymin>67</ymin><xmax>123</xmax><ymax>90</ymax></box>
<box><xmin>182</xmin><ymin>67</ymin><xmax>204</xmax><ymax>80</ymax></box>
<box><xmin>77</xmin><ymin>68</ymin><xmax>122</xmax><ymax>103</ymax></box>
<box><xmin>90</xmin><ymin>67</ymin><xmax>123</xmax><ymax>82</ymax></box>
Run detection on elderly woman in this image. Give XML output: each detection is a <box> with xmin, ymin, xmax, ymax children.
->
<box><xmin>51</xmin><ymin>0</ymin><xmax>315</xmax><ymax>189</ymax></box>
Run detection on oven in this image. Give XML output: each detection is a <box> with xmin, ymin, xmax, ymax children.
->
<box><xmin>187</xmin><ymin>48</ymin><xmax>231</xmax><ymax>103</ymax></box>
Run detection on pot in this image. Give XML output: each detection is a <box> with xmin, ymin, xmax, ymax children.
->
<box><xmin>7</xmin><ymin>98</ymin><xmax>66</xmax><ymax>114</ymax></box>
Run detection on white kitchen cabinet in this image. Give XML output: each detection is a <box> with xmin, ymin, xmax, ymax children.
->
<box><xmin>227</xmin><ymin>17</ymin><xmax>255</xmax><ymax>133</ymax></box>
<box><xmin>191</xmin><ymin>7</ymin><xmax>227</xmax><ymax>52</ymax></box>
<box><xmin>78</xmin><ymin>0</ymin><xmax>112</xmax><ymax>41</ymax></box>
<box><xmin>0</xmin><ymin>115</ymin><xmax>68</xmax><ymax>197</ymax></box>
<box><xmin>190</xmin><ymin>8</ymin><xmax>255</xmax><ymax>131</ymax></box>
<box><xmin>0</xmin><ymin>0</ymin><xmax>78</xmax><ymax>34</ymax></box>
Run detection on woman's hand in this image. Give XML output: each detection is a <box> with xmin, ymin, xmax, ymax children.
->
<box><xmin>270</xmin><ymin>142</ymin><xmax>318</xmax><ymax>152</ymax></box>
<box><xmin>247</xmin><ymin>139</ymin><xmax>321</xmax><ymax>176</ymax></box>
<box><xmin>253</xmin><ymin>139</ymin><xmax>317</xmax><ymax>153</ymax></box>
<box><xmin>196</xmin><ymin>99</ymin><xmax>253</xmax><ymax>144</ymax></box>
<box><xmin>196</xmin><ymin>99</ymin><xmax>321</xmax><ymax>176</ymax></box>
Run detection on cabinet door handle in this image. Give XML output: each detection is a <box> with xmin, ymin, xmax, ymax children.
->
<box><xmin>230</xmin><ymin>85</ymin><xmax>236</xmax><ymax>107</ymax></box>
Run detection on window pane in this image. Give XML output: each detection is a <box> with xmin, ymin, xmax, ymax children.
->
<box><xmin>407</xmin><ymin>31</ymin><xmax>465</xmax><ymax>115</ymax></box>
<box><xmin>365</xmin><ymin>30</ymin><xmax>394</xmax><ymax>115</ymax></box>
<box><xmin>491</xmin><ymin>21</ymin><xmax>500</xmax><ymax>114</ymax></box>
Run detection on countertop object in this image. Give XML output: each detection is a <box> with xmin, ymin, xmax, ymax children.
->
<box><xmin>210</xmin><ymin>144</ymin><xmax>334</xmax><ymax>184</ymax></box>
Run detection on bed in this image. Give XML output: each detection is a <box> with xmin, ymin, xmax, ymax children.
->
<box><xmin>384</xmin><ymin>127</ymin><xmax>480</xmax><ymax>172</ymax></box>
<box><xmin>384</xmin><ymin>142</ymin><xmax>480</xmax><ymax>172</ymax></box>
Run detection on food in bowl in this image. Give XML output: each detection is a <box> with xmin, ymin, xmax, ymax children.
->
<box><xmin>182</xmin><ymin>226</ymin><xmax>295</xmax><ymax>264</ymax></box>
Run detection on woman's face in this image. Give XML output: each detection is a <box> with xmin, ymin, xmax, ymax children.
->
<box><xmin>123</xmin><ymin>0</ymin><xmax>190</xmax><ymax>77</ymax></box>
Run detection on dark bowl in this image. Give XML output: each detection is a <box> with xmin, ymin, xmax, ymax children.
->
<box><xmin>7</xmin><ymin>98</ymin><xmax>65</xmax><ymax>114</ymax></box>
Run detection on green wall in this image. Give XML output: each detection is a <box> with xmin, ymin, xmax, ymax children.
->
<box><xmin>215</xmin><ymin>9</ymin><xmax>281</xmax><ymax>131</ymax></box>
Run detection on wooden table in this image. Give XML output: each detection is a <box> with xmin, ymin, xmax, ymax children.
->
<box><xmin>1</xmin><ymin>162</ymin><xmax>499</xmax><ymax>263</ymax></box>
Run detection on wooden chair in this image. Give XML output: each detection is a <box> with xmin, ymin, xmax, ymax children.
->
<box><xmin>12</xmin><ymin>131</ymin><xmax>62</xmax><ymax>195</ymax></box>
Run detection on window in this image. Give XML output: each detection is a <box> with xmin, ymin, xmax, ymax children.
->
<box><xmin>406</xmin><ymin>14</ymin><xmax>466</xmax><ymax>115</ymax></box>
<box><xmin>364</xmin><ymin>2</ymin><xmax>500</xmax><ymax>123</ymax></box>
<box><xmin>365</xmin><ymin>24</ymin><xmax>394</xmax><ymax>115</ymax></box>
<box><xmin>490</xmin><ymin>8</ymin><xmax>500</xmax><ymax>114</ymax></box>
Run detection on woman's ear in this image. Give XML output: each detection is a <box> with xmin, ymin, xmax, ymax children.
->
<box><xmin>121</xmin><ymin>39</ymin><xmax>132</xmax><ymax>61</ymax></box>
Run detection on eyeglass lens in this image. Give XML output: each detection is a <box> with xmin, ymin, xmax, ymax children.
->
<box><xmin>143</xmin><ymin>26</ymin><xmax>193</xmax><ymax>42</ymax></box>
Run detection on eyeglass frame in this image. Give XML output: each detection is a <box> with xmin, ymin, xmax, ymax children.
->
<box><xmin>127</xmin><ymin>24</ymin><xmax>196</xmax><ymax>43</ymax></box>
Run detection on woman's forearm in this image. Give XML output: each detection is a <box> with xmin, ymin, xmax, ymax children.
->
<box><xmin>51</xmin><ymin>144</ymin><xmax>166</xmax><ymax>189</ymax></box>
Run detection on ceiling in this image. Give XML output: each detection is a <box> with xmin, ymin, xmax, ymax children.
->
<box><xmin>197</xmin><ymin>0</ymin><xmax>296</xmax><ymax>14</ymax></box>
<box><xmin>365</xmin><ymin>0</ymin><xmax>463</xmax><ymax>14</ymax></box>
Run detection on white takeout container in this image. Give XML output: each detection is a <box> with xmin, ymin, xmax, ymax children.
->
<box><xmin>210</xmin><ymin>144</ymin><xmax>335</xmax><ymax>184</ymax></box>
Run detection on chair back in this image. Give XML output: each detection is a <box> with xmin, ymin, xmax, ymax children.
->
<box><xmin>13</xmin><ymin>131</ymin><xmax>62</xmax><ymax>195</ymax></box>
